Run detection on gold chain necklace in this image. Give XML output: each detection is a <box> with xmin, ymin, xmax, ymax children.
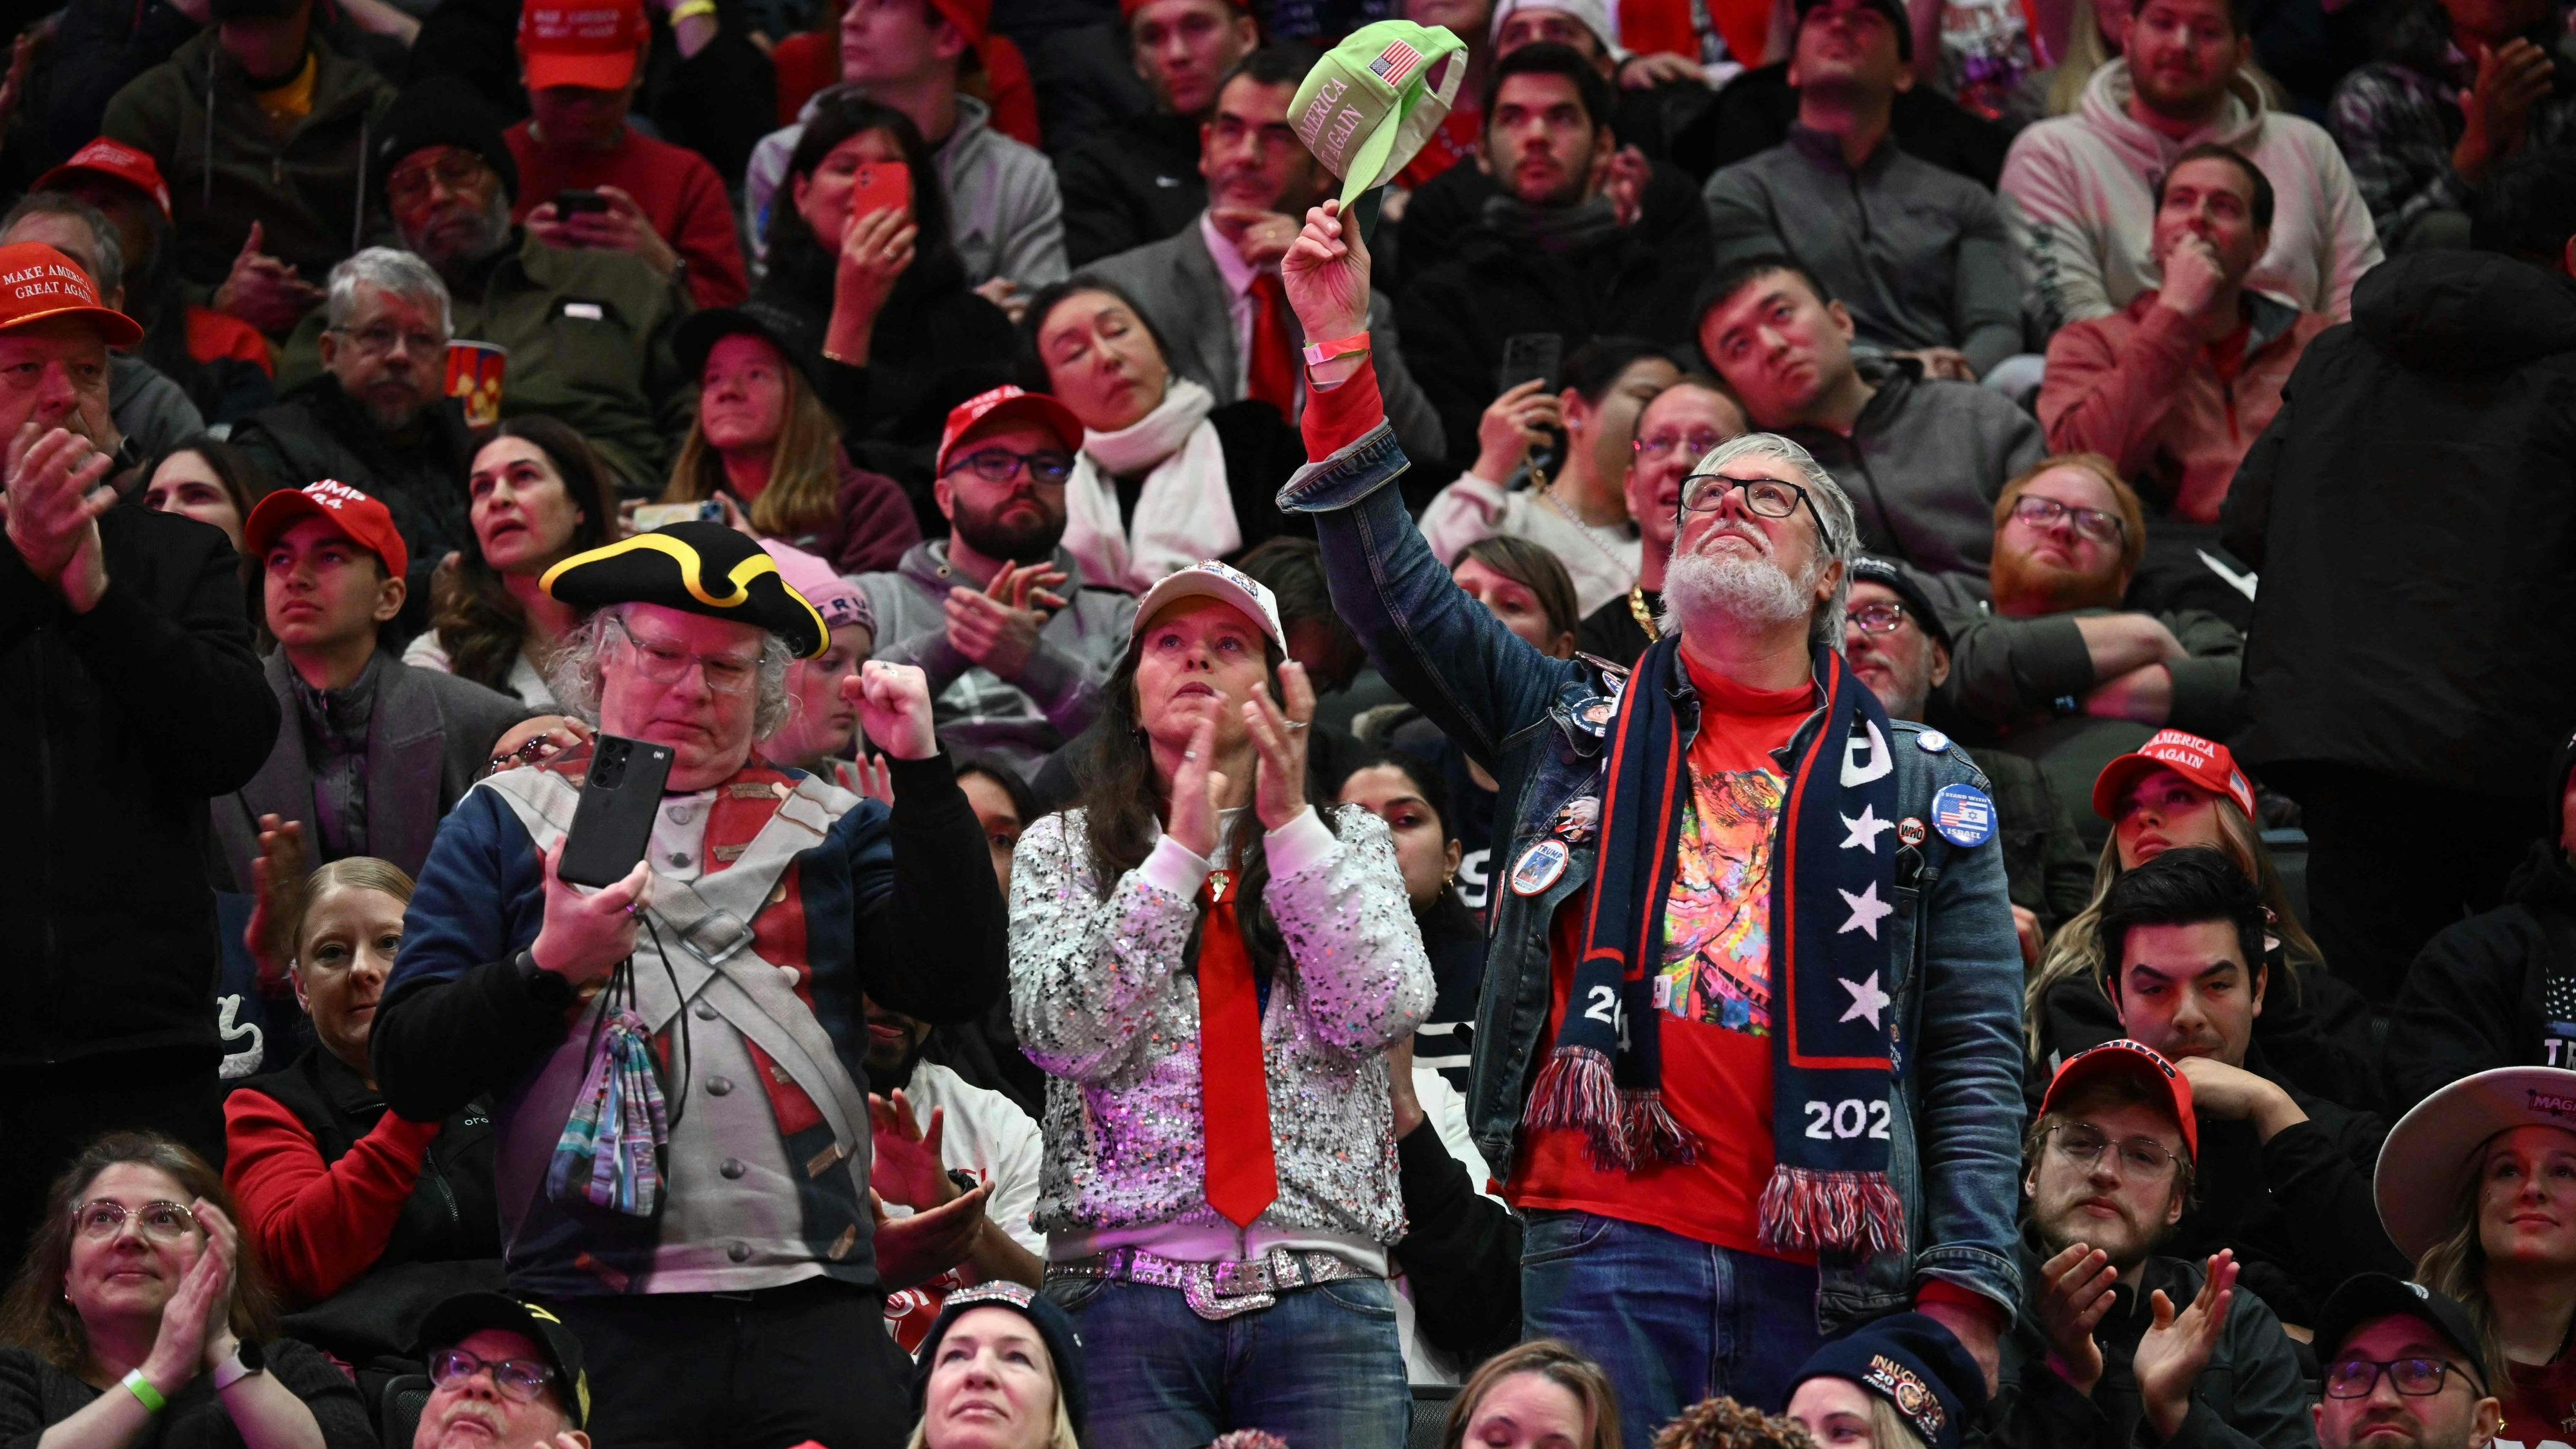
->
<box><xmin>1530</xmin><ymin>464</ymin><xmax>1636</xmax><ymax>585</ymax></box>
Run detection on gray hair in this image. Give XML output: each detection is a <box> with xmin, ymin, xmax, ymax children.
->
<box><xmin>1</xmin><ymin>193</ymin><xmax>122</xmax><ymax>299</ymax></box>
<box><xmin>547</xmin><ymin>603</ymin><xmax>797</xmax><ymax>741</ymax></box>
<box><xmin>325</xmin><ymin>246</ymin><xmax>453</xmax><ymax>337</ymax></box>
<box><xmin>1685</xmin><ymin>431</ymin><xmax>1859</xmax><ymax>654</ymax></box>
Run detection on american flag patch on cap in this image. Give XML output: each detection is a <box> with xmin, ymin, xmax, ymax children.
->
<box><xmin>1370</xmin><ymin>39</ymin><xmax>1422</xmax><ymax>85</ymax></box>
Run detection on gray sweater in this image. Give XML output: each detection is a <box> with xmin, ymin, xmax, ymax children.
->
<box><xmin>1781</xmin><ymin>361</ymin><xmax>2046</xmax><ymax>583</ymax></box>
<box><xmin>853</xmin><ymin>542</ymin><xmax>1136</xmax><ymax>781</ymax></box>
<box><xmin>1705</xmin><ymin>126</ymin><xmax>2025</xmax><ymax>377</ymax></box>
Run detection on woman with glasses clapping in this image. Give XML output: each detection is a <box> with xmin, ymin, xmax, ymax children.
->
<box><xmin>0</xmin><ymin>1133</ymin><xmax>375</xmax><ymax>1449</ymax></box>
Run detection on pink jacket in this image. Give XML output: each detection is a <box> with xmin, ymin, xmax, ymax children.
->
<box><xmin>2039</xmin><ymin>290</ymin><xmax>2333</xmax><ymax>523</ymax></box>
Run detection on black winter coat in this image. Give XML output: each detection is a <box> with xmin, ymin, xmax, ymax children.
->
<box><xmin>0</xmin><ymin>501</ymin><xmax>277</xmax><ymax>1069</ymax></box>
<box><xmin>1397</xmin><ymin>169</ymin><xmax>1714</xmax><ymax>462</ymax></box>
<box><xmin>1056</xmin><ymin>111</ymin><xmax>1207</xmax><ymax>266</ymax></box>
<box><xmin>229</xmin><ymin>1047</ymin><xmax>505</xmax><ymax>1370</ymax></box>
<box><xmin>2389</xmin><ymin>838</ymin><xmax>2576</xmax><ymax>1113</ymax></box>
<box><xmin>2221</xmin><ymin>252</ymin><xmax>2576</xmax><ymax>800</ymax></box>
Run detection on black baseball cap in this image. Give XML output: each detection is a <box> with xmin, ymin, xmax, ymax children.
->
<box><xmin>1849</xmin><ymin>555</ymin><xmax>1952</xmax><ymax>652</ymax></box>
<box><xmin>2312</xmin><ymin>1274</ymin><xmax>2489</xmax><ymax>1394</ymax></box>
<box><xmin>413</xmin><ymin>1291</ymin><xmax>592</xmax><ymax>1428</ymax></box>
<box><xmin>1793</xmin><ymin>0</ymin><xmax>1913</xmax><ymax>59</ymax></box>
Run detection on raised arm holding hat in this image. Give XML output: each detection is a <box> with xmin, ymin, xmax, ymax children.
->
<box><xmin>371</xmin><ymin>520</ymin><xmax>1009</xmax><ymax>1449</ymax></box>
<box><xmin>1277</xmin><ymin>198</ymin><xmax>2027</xmax><ymax>1443</ymax></box>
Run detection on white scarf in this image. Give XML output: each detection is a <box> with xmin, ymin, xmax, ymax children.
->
<box><xmin>1061</xmin><ymin>377</ymin><xmax>1238</xmax><ymax>594</ymax></box>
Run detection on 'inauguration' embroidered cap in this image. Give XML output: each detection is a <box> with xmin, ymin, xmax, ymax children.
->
<box><xmin>1291</xmin><ymin>21</ymin><xmax>1469</xmax><ymax>209</ymax></box>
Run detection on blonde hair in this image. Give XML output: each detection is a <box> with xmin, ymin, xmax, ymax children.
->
<box><xmin>290</xmin><ymin>857</ymin><xmax>416</xmax><ymax>969</ymax></box>
<box><xmin>1867</xmin><ymin>1397</ymin><xmax>1930</xmax><ymax>1449</ymax></box>
<box><xmin>1448</xmin><ymin>1341</ymin><xmax>1622</xmax><ymax>1449</ymax></box>
<box><xmin>2418</xmin><ymin>1150</ymin><xmax>2521</xmax><ymax>1396</ymax></box>
<box><xmin>904</xmin><ymin>1388</ymin><xmax>1080</xmax><ymax>1449</ymax></box>
<box><xmin>2025</xmin><ymin>795</ymin><xmax>2325</xmax><ymax>1059</ymax></box>
<box><xmin>663</xmin><ymin>352</ymin><xmax>848</xmax><ymax>540</ymax></box>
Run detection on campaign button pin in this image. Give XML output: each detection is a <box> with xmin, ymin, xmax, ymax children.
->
<box><xmin>1510</xmin><ymin>838</ymin><xmax>1571</xmax><ymax>896</ymax></box>
<box><xmin>1897</xmin><ymin>817</ymin><xmax>1926</xmax><ymax>847</ymax></box>
<box><xmin>1916</xmin><ymin>729</ymin><xmax>1951</xmax><ymax>753</ymax></box>
<box><xmin>1929</xmin><ymin>783</ymin><xmax>1996</xmax><ymax>849</ymax></box>
<box><xmin>1577</xmin><ymin>698</ymin><xmax>1616</xmax><ymax>734</ymax></box>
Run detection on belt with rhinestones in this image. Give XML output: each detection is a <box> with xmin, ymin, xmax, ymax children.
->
<box><xmin>1046</xmin><ymin>1245</ymin><xmax>1376</xmax><ymax>1320</ymax></box>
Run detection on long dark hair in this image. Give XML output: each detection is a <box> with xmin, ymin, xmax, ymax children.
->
<box><xmin>1015</xmin><ymin>275</ymin><xmax>1178</xmax><ymax>394</ymax></box>
<box><xmin>0</xmin><ymin>1133</ymin><xmax>279</xmax><ymax>1372</ymax></box>
<box><xmin>1070</xmin><ymin>632</ymin><xmax>1335</xmax><ymax>976</ymax></box>
<box><xmin>1343</xmin><ymin>750</ymin><xmax>1480</xmax><ymax>943</ymax></box>
<box><xmin>431</xmin><ymin>416</ymin><xmax>618</xmax><ymax>692</ymax></box>
<box><xmin>764</xmin><ymin>97</ymin><xmax>964</xmax><ymax>307</ymax></box>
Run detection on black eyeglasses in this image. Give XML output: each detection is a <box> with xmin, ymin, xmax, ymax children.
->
<box><xmin>2010</xmin><ymin>494</ymin><xmax>2126</xmax><ymax>544</ymax></box>
<box><xmin>2325</xmin><ymin>1359</ymin><xmax>2479</xmax><ymax>1400</ymax></box>
<box><xmin>1846</xmin><ymin>601</ymin><xmax>1909</xmax><ymax>635</ymax></box>
<box><xmin>1680</xmin><ymin>473</ymin><xmax>1831</xmax><ymax>542</ymax></box>
<box><xmin>943</xmin><ymin>448</ymin><xmax>1074</xmax><ymax>486</ymax></box>
<box><xmin>429</xmin><ymin>1348</ymin><xmax>560</xmax><ymax>1404</ymax></box>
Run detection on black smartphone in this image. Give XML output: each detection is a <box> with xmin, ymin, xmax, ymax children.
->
<box><xmin>557</xmin><ymin>734</ymin><xmax>674</xmax><ymax>889</ymax></box>
<box><xmin>554</xmin><ymin>188</ymin><xmax>609</xmax><ymax>217</ymax></box>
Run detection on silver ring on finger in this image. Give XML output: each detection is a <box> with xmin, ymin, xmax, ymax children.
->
<box><xmin>1283</xmin><ymin>721</ymin><xmax>1309</xmax><ymax>732</ymax></box>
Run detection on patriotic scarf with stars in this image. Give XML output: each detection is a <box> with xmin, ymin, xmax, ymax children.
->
<box><xmin>1526</xmin><ymin>636</ymin><xmax>1906</xmax><ymax>1257</ymax></box>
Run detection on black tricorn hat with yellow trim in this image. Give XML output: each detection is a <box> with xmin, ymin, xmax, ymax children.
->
<box><xmin>540</xmin><ymin>522</ymin><xmax>829</xmax><ymax>658</ymax></box>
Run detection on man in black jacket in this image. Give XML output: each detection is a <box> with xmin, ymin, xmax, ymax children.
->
<box><xmin>2221</xmin><ymin>146</ymin><xmax>2576</xmax><ymax>1006</ymax></box>
<box><xmin>2093</xmin><ymin>847</ymin><xmax>2411</xmax><ymax>1325</ymax></box>
<box><xmin>1996</xmin><ymin>1039</ymin><xmax>2313</xmax><ymax>1449</ymax></box>
<box><xmin>2389</xmin><ymin>728</ymin><xmax>2576</xmax><ymax>1113</ymax></box>
<box><xmin>0</xmin><ymin>239</ymin><xmax>279</xmax><ymax>1254</ymax></box>
<box><xmin>1052</xmin><ymin>0</ymin><xmax>1258</xmax><ymax>264</ymax></box>
<box><xmin>1397</xmin><ymin>43</ymin><xmax>1716</xmax><ymax>463</ymax></box>
<box><xmin>229</xmin><ymin>245</ymin><xmax>478</xmax><ymax>627</ymax></box>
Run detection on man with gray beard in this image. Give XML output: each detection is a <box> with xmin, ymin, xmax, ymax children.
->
<box><xmin>1279</xmin><ymin>195</ymin><xmax>2027</xmax><ymax>1449</ymax></box>
<box><xmin>274</xmin><ymin>75</ymin><xmax>694</xmax><ymax>498</ymax></box>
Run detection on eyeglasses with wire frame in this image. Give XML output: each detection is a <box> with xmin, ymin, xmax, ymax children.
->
<box><xmin>2042</xmin><ymin>1122</ymin><xmax>2186</xmax><ymax>1179</ymax></box>
<box><xmin>72</xmin><ymin>1200</ymin><xmax>200</xmax><ymax>1242</ymax></box>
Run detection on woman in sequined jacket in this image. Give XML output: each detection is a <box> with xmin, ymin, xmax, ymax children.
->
<box><xmin>1009</xmin><ymin>561</ymin><xmax>1434</xmax><ymax>1449</ymax></box>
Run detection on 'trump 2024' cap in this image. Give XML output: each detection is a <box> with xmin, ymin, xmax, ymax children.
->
<box><xmin>1290</xmin><ymin>22</ymin><xmax>1468</xmax><ymax>209</ymax></box>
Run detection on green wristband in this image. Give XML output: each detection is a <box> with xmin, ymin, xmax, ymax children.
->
<box><xmin>120</xmin><ymin>1369</ymin><xmax>165</xmax><ymax>1414</ymax></box>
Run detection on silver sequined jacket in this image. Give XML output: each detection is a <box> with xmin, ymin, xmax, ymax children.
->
<box><xmin>1010</xmin><ymin>803</ymin><xmax>1434</xmax><ymax>1244</ymax></box>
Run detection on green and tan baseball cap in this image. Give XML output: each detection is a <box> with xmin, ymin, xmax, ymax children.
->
<box><xmin>1291</xmin><ymin>21</ymin><xmax>1469</xmax><ymax>209</ymax></box>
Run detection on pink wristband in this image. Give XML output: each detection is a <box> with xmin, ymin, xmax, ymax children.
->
<box><xmin>1301</xmin><ymin>332</ymin><xmax>1372</xmax><ymax>367</ymax></box>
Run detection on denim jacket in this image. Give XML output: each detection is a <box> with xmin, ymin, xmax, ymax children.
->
<box><xmin>1280</xmin><ymin>422</ymin><xmax>2027</xmax><ymax>1329</ymax></box>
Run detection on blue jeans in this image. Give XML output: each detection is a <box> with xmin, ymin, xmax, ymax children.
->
<box><xmin>1040</xmin><ymin>1274</ymin><xmax>1411</xmax><ymax>1449</ymax></box>
<box><xmin>1521</xmin><ymin>1209</ymin><xmax>1826</xmax><ymax>1449</ymax></box>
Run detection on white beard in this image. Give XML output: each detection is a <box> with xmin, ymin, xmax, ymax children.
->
<box><xmin>1660</xmin><ymin>541</ymin><xmax>1816</xmax><ymax>638</ymax></box>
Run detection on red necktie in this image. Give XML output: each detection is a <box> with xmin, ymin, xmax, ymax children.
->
<box><xmin>1245</xmin><ymin>272</ymin><xmax>1298</xmax><ymax>424</ymax></box>
<box><xmin>1198</xmin><ymin>870</ymin><xmax>1278</xmax><ymax>1227</ymax></box>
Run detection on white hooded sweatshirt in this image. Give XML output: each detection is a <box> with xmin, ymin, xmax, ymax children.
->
<box><xmin>2000</xmin><ymin>59</ymin><xmax>2383</xmax><ymax>332</ymax></box>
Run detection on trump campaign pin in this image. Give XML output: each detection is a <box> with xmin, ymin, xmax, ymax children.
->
<box><xmin>1929</xmin><ymin>784</ymin><xmax>1995</xmax><ymax>849</ymax></box>
<box><xmin>1915</xmin><ymin>729</ymin><xmax>1951</xmax><ymax>753</ymax></box>
<box><xmin>1510</xmin><ymin>838</ymin><xmax>1570</xmax><ymax>896</ymax></box>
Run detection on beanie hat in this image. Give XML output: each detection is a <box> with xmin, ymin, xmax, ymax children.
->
<box><xmin>1791</xmin><ymin>1312</ymin><xmax>1985</xmax><ymax>1449</ymax></box>
<box><xmin>910</xmin><ymin>1283</ymin><xmax>1087</xmax><ymax>1437</ymax></box>
<box><xmin>372</xmin><ymin>75</ymin><xmax>522</xmax><ymax>215</ymax></box>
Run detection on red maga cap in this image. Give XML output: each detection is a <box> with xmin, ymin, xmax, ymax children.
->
<box><xmin>2090</xmin><ymin>728</ymin><xmax>2257</xmax><ymax>824</ymax></box>
<box><xmin>243</xmin><ymin>479</ymin><xmax>412</xmax><ymax>581</ymax></box>
<box><xmin>519</xmin><ymin>0</ymin><xmax>650</xmax><ymax>91</ymax></box>
<box><xmin>33</xmin><ymin>138</ymin><xmax>174</xmax><ymax>222</ymax></box>
<box><xmin>0</xmin><ymin>242</ymin><xmax>142</xmax><ymax>346</ymax></box>
<box><xmin>936</xmin><ymin>384</ymin><xmax>1085</xmax><ymax>477</ymax></box>
<box><xmin>2042</xmin><ymin>1038</ymin><xmax>2198</xmax><ymax>1161</ymax></box>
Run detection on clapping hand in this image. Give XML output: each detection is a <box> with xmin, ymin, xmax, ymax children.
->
<box><xmin>868</xmin><ymin>1090</ymin><xmax>954</xmax><ymax>1209</ymax></box>
<box><xmin>243</xmin><ymin>816</ymin><xmax>309</xmax><ymax>998</ymax></box>
<box><xmin>2036</xmin><ymin>1241</ymin><xmax>2117</xmax><ymax>1396</ymax></box>
<box><xmin>2136</xmin><ymin>1251</ymin><xmax>2237</xmax><ymax>1441</ymax></box>
<box><xmin>1166</xmin><ymin>713</ymin><xmax>1224</xmax><ymax>860</ymax></box>
<box><xmin>6</xmin><ymin>421</ymin><xmax>117</xmax><ymax>611</ymax></box>
<box><xmin>1241</xmin><ymin>661</ymin><xmax>1314</xmax><ymax>832</ymax></box>
<box><xmin>945</xmin><ymin>561</ymin><xmax>1066</xmax><ymax>678</ymax></box>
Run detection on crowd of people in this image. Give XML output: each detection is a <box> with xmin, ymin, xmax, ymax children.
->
<box><xmin>3</xmin><ymin>0</ymin><xmax>2576</xmax><ymax>1439</ymax></box>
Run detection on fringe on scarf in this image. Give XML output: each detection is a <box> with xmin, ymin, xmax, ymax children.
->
<box><xmin>1525</xmin><ymin>1045</ymin><xmax>1631</xmax><ymax>1168</ymax></box>
<box><xmin>1622</xmin><ymin>1088</ymin><xmax>1698</xmax><ymax>1167</ymax></box>
<box><xmin>1757</xmin><ymin>1164</ymin><xmax>1907</xmax><ymax>1256</ymax></box>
